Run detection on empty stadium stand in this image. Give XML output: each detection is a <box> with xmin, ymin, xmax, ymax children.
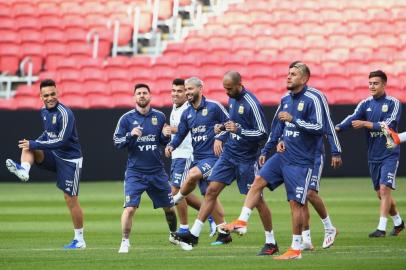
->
<box><xmin>0</xmin><ymin>0</ymin><xmax>405</xmax><ymax>110</ymax></box>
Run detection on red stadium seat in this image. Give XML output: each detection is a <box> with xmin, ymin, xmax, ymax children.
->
<box><xmin>14</xmin><ymin>84</ymin><xmax>38</xmax><ymax>98</ymax></box>
<box><xmin>60</xmin><ymin>94</ymin><xmax>90</xmax><ymax>109</ymax></box>
<box><xmin>15</xmin><ymin>96</ymin><xmax>42</xmax><ymax>110</ymax></box>
<box><xmin>87</xmin><ymin>94</ymin><xmax>115</xmax><ymax>109</ymax></box>
<box><xmin>0</xmin><ymin>44</ymin><xmax>21</xmax><ymax>74</ymax></box>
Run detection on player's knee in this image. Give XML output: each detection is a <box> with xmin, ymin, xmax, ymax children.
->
<box><xmin>205</xmin><ymin>186</ymin><xmax>220</xmax><ymax>200</ymax></box>
<box><xmin>187</xmin><ymin>168</ymin><xmax>202</xmax><ymax>183</ymax></box>
<box><xmin>306</xmin><ymin>190</ymin><xmax>317</xmax><ymax>201</ymax></box>
<box><xmin>125</xmin><ymin>206</ymin><xmax>137</xmax><ymax>215</ymax></box>
<box><xmin>379</xmin><ymin>185</ymin><xmax>391</xmax><ymax>197</ymax></box>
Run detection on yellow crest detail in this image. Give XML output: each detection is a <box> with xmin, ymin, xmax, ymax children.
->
<box><xmin>202</xmin><ymin>108</ymin><xmax>208</xmax><ymax>116</ymax></box>
<box><xmin>297</xmin><ymin>101</ymin><xmax>304</xmax><ymax>112</ymax></box>
<box><xmin>52</xmin><ymin>114</ymin><xmax>57</xmax><ymax>124</ymax></box>
<box><xmin>382</xmin><ymin>104</ymin><xmax>388</xmax><ymax>112</ymax></box>
<box><xmin>238</xmin><ymin>105</ymin><xmax>244</xmax><ymax>114</ymax></box>
<box><xmin>151</xmin><ymin>116</ymin><xmax>158</xmax><ymax>125</ymax></box>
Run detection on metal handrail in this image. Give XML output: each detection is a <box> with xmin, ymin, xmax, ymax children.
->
<box><xmin>86</xmin><ymin>29</ymin><xmax>100</xmax><ymax>59</ymax></box>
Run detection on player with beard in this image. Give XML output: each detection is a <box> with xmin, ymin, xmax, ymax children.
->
<box><xmin>172</xmin><ymin>71</ymin><xmax>278</xmax><ymax>255</ymax></box>
<box><xmin>166</xmin><ymin>77</ymin><xmax>231</xmax><ymax>248</ymax></box>
<box><xmin>113</xmin><ymin>83</ymin><xmax>177</xmax><ymax>253</ymax></box>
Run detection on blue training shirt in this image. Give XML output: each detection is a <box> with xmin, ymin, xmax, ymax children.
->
<box><xmin>113</xmin><ymin>108</ymin><xmax>170</xmax><ymax>174</ymax></box>
<box><xmin>307</xmin><ymin>87</ymin><xmax>342</xmax><ymax>156</ymax></box>
<box><xmin>219</xmin><ymin>87</ymin><xmax>269</xmax><ymax>162</ymax></box>
<box><xmin>336</xmin><ymin>93</ymin><xmax>401</xmax><ymax>162</ymax></box>
<box><xmin>169</xmin><ymin>96</ymin><xmax>229</xmax><ymax>160</ymax></box>
<box><xmin>29</xmin><ymin>102</ymin><xmax>82</xmax><ymax>160</ymax></box>
<box><xmin>261</xmin><ymin>86</ymin><xmax>324</xmax><ymax>166</ymax></box>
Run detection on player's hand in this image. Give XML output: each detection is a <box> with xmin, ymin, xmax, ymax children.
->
<box><xmin>165</xmin><ymin>145</ymin><xmax>174</xmax><ymax>158</ymax></box>
<box><xmin>162</xmin><ymin>124</ymin><xmax>171</xmax><ymax>137</ymax></box>
<box><xmin>278</xmin><ymin>111</ymin><xmax>293</xmax><ymax>122</ymax></box>
<box><xmin>214</xmin><ymin>124</ymin><xmax>225</xmax><ymax>134</ymax></box>
<box><xmin>351</xmin><ymin>120</ymin><xmax>366</xmax><ymax>129</ymax></box>
<box><xmin>276</xmin><ymin>141</ymin><xmax>285</xmax><ymax>153</ymax></box>
<box><xmin>170</xmin><ymin>125</ymin><xmax>178</xmax><ymax>134</ymax></box>
<box><xmin>213</xmin><ymin>139</ymin><xmax>223</xmax><ymax>156</ymax></box>
<box><xmin>131</xmin><ymin>127</ymin><xmax>143</xmax><ymax>137</ymax></box>
<box><xmin>18</xmin><ymin>139</ymin><xmax>30</xmax><ymax>149</ymax></box>
<box><xmin>258</xmin><ymin>155</ymin><xmax>267</xmax><ymax>166</ymax></box>
<box><xmin>331</xmin><ymin>155</ymin><xmax>342</xmax><ymax>169</ymax></box>
<box><xmin>224</xmin><ymin>121</ymin><xmax>238</xmax><ymax>133</ymax></box>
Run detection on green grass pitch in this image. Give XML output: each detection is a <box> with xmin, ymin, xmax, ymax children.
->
<box><xmin>1</xmin><ymin>178</ymin><xmax>406</xmax><ymax>270</ymax></box>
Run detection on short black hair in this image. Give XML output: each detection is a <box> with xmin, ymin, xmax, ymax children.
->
<box><xmin>40</xmin><ymin>79</ymin><xmax>56</xmax><ymax>89</ymax></box>
<box><xmin>172</xmin><ymin>78</ymin><xmax>185</xmax><ymax>86</ymax></box>
<box><xmin>134</xmin><ymin>83</ymin><xmax>150</xmax><ymax>93</ymax></box>
<box><xmin>289</xmin><ymin>61</ymin><xmax>311</xmax><ymax>78</ymax></box>
<box><xmin>369</xmin><ymin>70</ymin><xmax>387</xmax><ymax>84</ymax></box>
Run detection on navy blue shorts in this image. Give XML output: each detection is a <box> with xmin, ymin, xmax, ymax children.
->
<box><xmin>308</xmin><ymin>153</ymin><xmax>324</xmax><ymax>192</ymax></box>
<box><xmin>191</xmin><ymin>157</ymin><xmax>217</xmax><ymax>195</ymax></box>
<box><xmin>124</xmin><ymin>170</ymin><xmax>173</xmax><ymax>209</ymax></box>
<box><xmin>208</xmin><ymin>155</ymin><xmax>257</xmax><ymax>195</ymax></box>
<box><xmin>258</xmin><ymin>154</ymin><xmax>312</xmax><ymax>204</ymax></box>
<box><xmin>37</xmin><ymin>150</ymin><xmax>82</xmax><ymax>196</ymax></box>
<box><xmin>170</xmin><ymin>157</ymin><xmax>193</xmax><ymax>189</ymax></box>
<box><xmin>368</xmin><ymin>158</ymin><xmax>399</xmax><ymax>191</ymax></box>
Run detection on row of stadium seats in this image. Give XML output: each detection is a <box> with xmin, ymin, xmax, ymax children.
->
<box><xmin>0</xmin><ymin>0</ymin><xmax>192</xmax><ymax>75</ymax></box>
<box><xmin>1</xmin><ymin>0</ymin><xmax>406</xmax><ymax>110</ymax></box>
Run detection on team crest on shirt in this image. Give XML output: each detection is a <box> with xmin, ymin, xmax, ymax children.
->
<box><xmin>151</xmin><ymin>116</ymin><xmax>158</xmax><ymax>125</ymax></box>
<box><xmin>382</xmin><ymin>104</ymin><xmax>388</xmax><ymax>112</ymax></box>
<box><xmin>297</xmin><ymin>101</ymin><xmax>304</xmax><ymax>111</ymax></box>
<box><xmin>238</xmin><ymin>105</ymin><xmax>244</xmax><ymax>114</ymax></box>
<box><xmin>52</xmin><ymin>114</ymin><xmax>57</xmax><ymax>124</ymax></box>
<box><xmin>202</xmin><ymin>108</ymin><xmax>208</xmax><ymax>116</ymax></box>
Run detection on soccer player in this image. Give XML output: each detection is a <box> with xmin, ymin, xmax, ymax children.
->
<box><xmin>114</xmin><ymin>83</ymin><xmax>177</xmax><ymax>253</ymax></box>
<box><xmin>288</xmin><ymin>68</ymin><xmax>343</xmax><ymax>250</ymax></box>
<box><xmin>223</xmin><ymin>62</ymin><xmax>325</xmax><ymax>260</ymax></box>
<box><xmin>336</xmin><ymin>70</ymin><xmax>404</xmax><ymax>237</ymax></box>
<box><xmin>5</xmin><ymin>79</ymin><xmax>86</xmax><ymax>249</ymax></box>
<box><xmin>169</xmin><ymin>78</ymin><xmax>216</xmax><ymax>237</ymax></box>
<box><xmin>173</xmin><ymin>71</ymin><xmax>278</xmax><ymax>255</ymax></box>
<box><xmin>165</xmin><ymin>77</ymin><xmax>231</xmax><ymax>247</ymax></box>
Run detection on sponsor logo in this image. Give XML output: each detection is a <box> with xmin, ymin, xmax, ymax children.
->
<box><xmin>187</xmin><ymin>114</ymin><xmax>192</xmax><ymax>119</ymax></box>
<box><xmin>283</xmin><ymin>104</ymin><xmax>288</xmax><ymax>109</ymax></box>
<box><xmin>285</xmin><ymin>130</ymin><xmax>300</xmax><ymax>137</ymax></box>
<box><xmin>192</xmin><ymin>125</ymin><xmax>206</xmax><ymax>133</ymax></box>
<box><xmin>132</xmin><ymin>120</ymin><xmax>139</xmax><ymax>125</ymax></box>
<box><xmin>137</xmin><ymin>144</ymin><xmax>158</xmax><ymax>151</ymax></box>
<box><xmin>366</xmin><ymin>107</ymin><xmax>372</xmax><ymax>112</ymax></box>
<box><xmin>125</xmin><ymin>195</ymin><xmax>130</xmax><ymax>203</ymax></box>
<box><xmin>192</xmin><ymin>135</ymin><xmax>208</xmax><ymax>142</ymax></box>
<box><xmin>369</xmin><ymin>131</ymin><xmax>384</xmax><ymax>138</ymax></box>
<box><xmin>137</xmin><ymin>134</ymin><xmax>156</xmax><ymax>142</ymax></box>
